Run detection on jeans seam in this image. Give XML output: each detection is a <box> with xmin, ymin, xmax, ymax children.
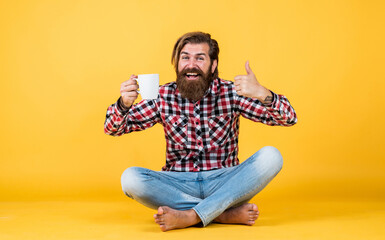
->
<box><xmin>229</xmin><ymin>166</ymin><xmax>281</xmax><ymax>207</ymax></box>
<box><xmin>195</xmin><ymin>161</ymin><xmax>254</xmax><ymax>226</ymax></box>
<box><xmin>203</xmin><ymin>157</ymin><xmax>276</xmax><ymax>224</ymax></box>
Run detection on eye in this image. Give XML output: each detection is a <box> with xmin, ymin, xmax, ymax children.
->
<box><xmin>181</xmin><ymin>56</ymin><xmax>189</xmax><ymax>60</ymax></box>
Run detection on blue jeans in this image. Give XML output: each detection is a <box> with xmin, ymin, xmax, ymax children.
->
<box><xmin>121</xmin><ymin>146</ymin><xmax>283</xmax><ymax>226</ymax></box>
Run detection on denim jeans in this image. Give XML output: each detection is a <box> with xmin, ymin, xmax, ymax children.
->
<box><xmin>121</xmin><ymin>146</ymin><xmax>283</xmax><ymax>226</ymax></box>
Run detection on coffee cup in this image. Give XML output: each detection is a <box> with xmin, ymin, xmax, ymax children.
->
<box><xmin>137</xmin><ymin>74</ymin><xmax>159</xmax><ymax>100</ymax></box>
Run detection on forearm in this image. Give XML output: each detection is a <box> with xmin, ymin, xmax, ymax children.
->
<box><xmin>104</xmin><ymin>98</ymin><xmax>161</xmax><ymax>136</ymax></box>
<box><xmin>237</xmin><ymin>91</ymin><xmax>297</xmax><ymax>126</ymax></box>
<box><xmin>265</xmin><ymin>93</ymin><xmax>297</xmax><ymax>126</ymax></box>
<box><xmin>104</xmin><ymin>100</ymin><xmax>131</xmax><ymax>136</ymax></box>
<box><xmin>250</xmin><ymin>85</ymin><xmax>274</xmax><ymax>105</ymax></box>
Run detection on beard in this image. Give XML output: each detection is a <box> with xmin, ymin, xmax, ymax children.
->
<box><xmin>176</xmin><ymin>67</ymin><xmax>214</xmax><ymax>101</ymax></box>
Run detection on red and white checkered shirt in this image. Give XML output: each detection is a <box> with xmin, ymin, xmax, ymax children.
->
<box><xmin>104</xmin><ymin>78</ymin><xmax>297</xmax><ymax>172</ymax></box>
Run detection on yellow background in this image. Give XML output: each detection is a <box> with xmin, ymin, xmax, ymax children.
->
<box><xmin>1</xmin><ymin>0</ymin><xmax>384</xmax><ymax>203</ymax></box>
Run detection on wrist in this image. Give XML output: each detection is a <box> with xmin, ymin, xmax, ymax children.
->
<box><xmin>256</xmin><ymin>88</ymin><xmax>273</xmax><ymax>105</ymax></box>
<box><xmin>118</xmin><ymin>97</ymin><xmax>131</xmax><ymax>111</ymax></box>
<box><xmin>262</xmin><ymin>94</ymin><xmax>274</xmax><ymax>105</ymax></box>
<box><xmin>253</xmin><ymin>87</ymin><xmax>270</xmax><ymax>101</ymax></box>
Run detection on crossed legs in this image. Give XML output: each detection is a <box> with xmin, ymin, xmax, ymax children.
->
<box><xmin>121</xmin><ymin>146</ymin><xmax>283</xmax><ymax>231</ymax></box>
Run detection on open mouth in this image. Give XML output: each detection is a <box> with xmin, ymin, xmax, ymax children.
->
<box><xmin>185</xmin><ymin>72</ymin><xmax>200</xmax><ymax>80</ymax></box>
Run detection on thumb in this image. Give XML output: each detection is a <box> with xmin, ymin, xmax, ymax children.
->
<box><xmin>245</xmin><ymin>61</ymin><xmax>253</xmax><ymax>75</ymax></box>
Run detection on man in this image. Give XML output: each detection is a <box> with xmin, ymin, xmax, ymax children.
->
<box><xmin>104</xmin><ymin>32</ymin><xmax>297</xmax><ymax>231</ymax></box>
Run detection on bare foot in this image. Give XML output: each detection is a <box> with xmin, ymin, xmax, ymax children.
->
<box><xmin>153</xmin><ymin>206</ymin><xmax>201</xmax><ymax>232</ymax></box>
<box><xmin>214</xmin><ymin>203</ymin><xmax>259</xmax><ymax>225</ymax></box>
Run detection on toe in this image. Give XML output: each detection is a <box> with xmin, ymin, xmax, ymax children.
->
<box><xmin>158</xmin><ymin>206</ymin><xmax>165</xmax><ymax>215</ymax></box>
<box><xmin>159</xmin><ymin>224</ymin><xmax>167</xmax><ymax>232</ymax></box>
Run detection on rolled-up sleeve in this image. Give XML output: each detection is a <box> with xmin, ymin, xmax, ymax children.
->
<box><xmin>235</xmin><ymin>91</ymin><xmax>297</xmax><ymax>126</ymax></box>
<box><xmin>104</xmin><ymin>98</ymin><xmax>160</xmax><ymax>136</ymax></box>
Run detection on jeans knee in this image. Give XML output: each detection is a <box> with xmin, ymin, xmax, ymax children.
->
<box><xmin>257</xmin><ymin>146</ymin><xmax>283</xmax><ymax>173</ymax></box>
<box><xmin>121</xmin><ymin>167</ymin><xmax>144</xmax><ymax>198</ymax></box>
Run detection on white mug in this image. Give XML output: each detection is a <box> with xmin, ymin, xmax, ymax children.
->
<box><xmin>137</xmin><ymin>74</ymin><xmax>159</xmax><ymax>100</ymax></box>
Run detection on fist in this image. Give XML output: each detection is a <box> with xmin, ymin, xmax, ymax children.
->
<box><xmin>120</xmin><ymin>74</ymin><xmax>139</xmax><ymax>108</ymax></box>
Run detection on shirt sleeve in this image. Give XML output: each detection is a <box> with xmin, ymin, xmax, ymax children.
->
<box><xmin>104</xmin><ymin>98</ymin><xmax>161</xmax><ymax>136</ymax></box>
<box><xmin>235</xmin><ymin>90</ymin><xmax>297</xmax><ymax>126</ymax></box>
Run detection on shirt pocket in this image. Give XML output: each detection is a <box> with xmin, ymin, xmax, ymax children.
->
<box><xmin>208</xmin><ymin>114</ymin><xmax>232</xmax><ymax>147</ymax></box>
<box><xmin>164</xmin><ymin>115</ymin><xmax>189</xmax><ymax>146</ymax></box>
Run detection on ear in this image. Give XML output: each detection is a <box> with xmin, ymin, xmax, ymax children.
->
<box><xmin>211</xmin><ymin>59</ymin><xmax>218</xmax><ymax>73</ymax></box>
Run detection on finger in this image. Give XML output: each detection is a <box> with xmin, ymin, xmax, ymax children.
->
<box><xmin>245</xmin><ymin>61</ymin><xmax>254</xmax><ymax>75</ymax></box>
<box><xmin>124</xmin><ymin>91</ymin><xmax>139</xmax><ymax>98</ymax></box>
<box><xmin>120</xmin><ymin>85</ymin><xmax>139</xmax><ymax>92</ymax></box>
<box><xmin>234</xmin><ymin>75</ymin><xmax>250</xmax><ymax>81</ymax></box>
<box><xmin>121</xmin><ymin>80</ymin><xmax>132</xmax><ymax>88</ymax></box>
<box><xmin>236</xmin><ymin>88</ymin><xmax>243</xmax><ymax>95</ymax></box>
<box><xmin>121</xmin><ymin>84</ymin><xmax>139</xmax><ymax>92</ymax></box>
<box><xmin>121</xmin><ymin>79</ymin><xmax>130</xmax><ymax>86</ymax></box>
<box><xmin>127</xmin><ymin>79</ymin><xmax>139</xmax><ymax>85</ymax></box>
<box><xmin>122</xmin><ymin>75</ymin><xmax>138</xmax><ymax>85</ymax></box>
<box><xmin>236</xmin><ymin>90</ymin><xmax>243</xmax><ymax>96</ymax></box>
<box><xmin>121</xmin><ymin>80</ymin><xmax>138</xmax><ymax>89</ymax></box>
<box><xmin>120</xmin><ymin>88</ymin><xmax>135</xmax><ymax>95</ymax></box>
<box><xmin>121</xmin><ymin>91</ymin><xmax>138</xmax><ymax>99</ymax></box>
<box><xmin>234</xmin><ymin>75</ymin><xmax>247</xmax><ymax>81</ymax></box>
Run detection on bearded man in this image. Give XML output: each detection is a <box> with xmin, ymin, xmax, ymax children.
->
<box><xmin>104</xmin><ymin>32</ymin><xmax>297</xmax><ymax>231</ymax></box>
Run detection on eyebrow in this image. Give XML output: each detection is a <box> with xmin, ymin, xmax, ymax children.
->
<box><xmin>180</xmin><ymin>51</ymin><xmax>207</xmax><ymax>56</ymax></box>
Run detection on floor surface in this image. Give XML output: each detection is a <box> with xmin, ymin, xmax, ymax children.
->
<box><xmin>1</xmin><ymin>198</ymin><xmax>384</xmax><ymax>240</ymax></box>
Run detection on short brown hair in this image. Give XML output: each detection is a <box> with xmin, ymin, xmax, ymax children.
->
<box><xmin>172</xmin><ymin>32</ymin><xmax>219</xmax><ymax>79</ymax></box>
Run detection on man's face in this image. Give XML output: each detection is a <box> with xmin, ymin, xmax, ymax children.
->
<box><xmin>176</xmin><ymin>43</ymin><xmax>217</xmax><ymax>101</ymax></box>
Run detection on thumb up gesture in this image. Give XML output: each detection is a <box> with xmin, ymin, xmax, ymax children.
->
<box><xmin>234</xmin><ymin>61</ymin><xmax>273</xmax><ymax>104</ymax></box>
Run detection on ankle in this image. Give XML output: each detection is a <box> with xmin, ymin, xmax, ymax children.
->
<box><xmin>214</xmin><ymin>213</ymin><xmax>225</xmax><ymax>223</ymax></box>
<box><xmin>187</xmin><ymin>209</ymin><xmax>201</xmax><ymax>224</ymax></box>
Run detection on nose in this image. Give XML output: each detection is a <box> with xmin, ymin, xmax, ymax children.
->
<box><xmin>186</xmin><ymin>58</ymin><xmax>198</xmax><ymax>68</ymax></box>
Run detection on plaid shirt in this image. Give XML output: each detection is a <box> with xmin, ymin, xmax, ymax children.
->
<box><xmin>104</xmin><ymin>78</ymin><xmax>297</xmax><ymax>172</ymax></box>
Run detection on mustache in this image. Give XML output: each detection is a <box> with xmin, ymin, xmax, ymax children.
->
<box><xmin>178</xmin><ymin>67</ymin><xmax>205</xmax><ymax>76</ymax></box>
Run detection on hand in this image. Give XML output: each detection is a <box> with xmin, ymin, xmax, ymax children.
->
<box><xmin>234</xmin><ymin>61</ymin><xmax>273</xmax><ymax>104</ymax></box>
<box><xmin>120</xmin><ymin>74</ymin><xmax>139</xmax><ymax>108</ymax></box>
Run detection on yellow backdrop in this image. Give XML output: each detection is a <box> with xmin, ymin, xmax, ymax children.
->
<box><xmin>1</xmin><ymin>0</ymin><xmax>384</xmax><ymax>201</ymax></box>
